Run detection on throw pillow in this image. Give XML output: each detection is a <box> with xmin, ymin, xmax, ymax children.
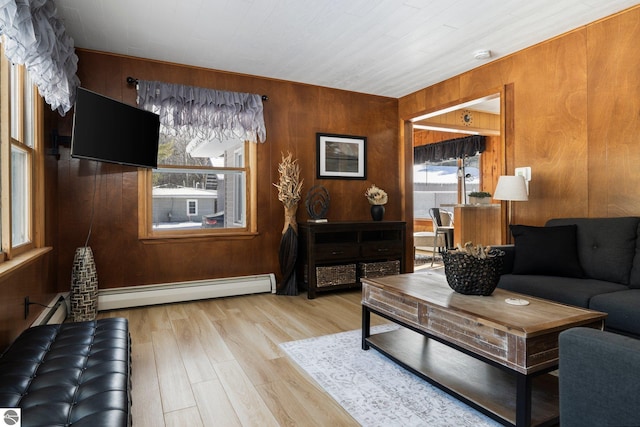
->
<box><xmin>510</xmin><ymin>224</ymin><xmax>584</xmax><ymax>278</ymax></box>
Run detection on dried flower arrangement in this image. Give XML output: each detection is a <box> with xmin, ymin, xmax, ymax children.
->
<box><xmin>273</xmin><ymin>152</ymin><xmax>303</xmax><ymax>233</ymax></box>
<box><xmin>442</xmin><ymin>241</ymin><xmax>505</xmax><ymax>295</ymax></box>
<box><xmin>365</xmin><ymin>184</ymin><xmax>388</xmax><ymax>205</ymax></box>
<box><xmin>450</xmin><ymin>242</ymin><xmax>495</xmax><ymax>259</ymax></box>
<box><xmin>274</xmin><ymin>152</ymin><xmax>303</xmax><ymax>208</ymax></box>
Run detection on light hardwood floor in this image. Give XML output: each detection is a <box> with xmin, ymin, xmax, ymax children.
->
<box><xmin>98</xmin><ymin>289</ymin><xmax>388</xmax><ymax>427</ymax></box>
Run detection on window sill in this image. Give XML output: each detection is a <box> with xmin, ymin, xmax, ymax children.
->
<box><xmin>140</xmin><ymin>231</ymin><xmax>259</xmax><ymax>244</ymax></box>
<box><xmin>0</xmin><ymin>247</ymin><xmax>52</xmax><ymax>279</ymax></box>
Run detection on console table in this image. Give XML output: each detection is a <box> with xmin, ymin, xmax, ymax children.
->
<box><xmin>298</xmin><ymin>221</ymin><xmax>406</xmax><ymax>298</ymax></box>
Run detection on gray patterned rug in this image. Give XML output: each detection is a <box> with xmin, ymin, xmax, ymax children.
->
<box><xmin>280</xmin><ymin>324</ymin><xmax>500</xmax><ymax>427</ymax></box>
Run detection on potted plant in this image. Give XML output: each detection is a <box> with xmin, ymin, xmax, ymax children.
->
<box><xmin>468</xmin><ymin>191</ymin><xmax>492</xmax><ymax>205</ymax></box>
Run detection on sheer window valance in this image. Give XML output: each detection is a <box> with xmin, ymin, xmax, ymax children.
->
<box><xmin>136</xmin><ymin>80</ymin><xmax>267</xmax><ymax>152</ymax></box>
<box><xmin>414</xmin><ymin>135</ymin><xmax>486</xmax><ymax>163</ymax></box>
<box><xmin>0</xmin><ymin>0</ymin><xmax>79</xmax><ymax>114</ymax></box>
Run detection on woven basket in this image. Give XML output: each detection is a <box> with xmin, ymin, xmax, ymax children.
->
<box><xmin>441</xmin><ymin>249</ymin><xmax>505</xmax><ymax>296</ymax></box>
<box><xmin>359</xmin><ymin>260</ymin><xmax>400</xmax><ymax>279</ymax></box>
<box><xmin>316</xmin><ymin>264</ymin><xmax>356</xmax><ymax>287</ymax></box>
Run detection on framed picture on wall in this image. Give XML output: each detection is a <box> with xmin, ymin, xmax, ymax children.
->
<box><xmin>316</xmin><ymin>133</ymin><xmax>367</xmax><ymax>179</ymax></box>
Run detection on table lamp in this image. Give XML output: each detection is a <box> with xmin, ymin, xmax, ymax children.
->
<box><xmin>493</xmin><ymin>175</ymin><xmax>528</xmax><ymax>243</ymax></box>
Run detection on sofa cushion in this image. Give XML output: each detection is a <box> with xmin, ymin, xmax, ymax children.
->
<box><xmin>559</xmin><ymin>328</ymin><xmax>640</xmax><ymax>427</ymax></box>
<box><xmin>547</xmin><ymin>217</ymin><xmax>640</xmax><ymax>285</ymax></box>
<box><xmin>498</xmin><ymin>274</ymin><xmax>628</xmax><ymax>308</ymax></box>
<box><xmin>590</xmin><ymin>290</ymin><xmax>640</xmax><ymax>336</ymax></box>
<box><xmin>510</xmin><ymin>224</ymin><xmax>584</xmax><ymax>278</ymax></box>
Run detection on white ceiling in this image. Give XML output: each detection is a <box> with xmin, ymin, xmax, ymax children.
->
<box><xmin>54</xmin><ymin>0</ymin><xmax>639</xmax><ymax>98</ymax></box>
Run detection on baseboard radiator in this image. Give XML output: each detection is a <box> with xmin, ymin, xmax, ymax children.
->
<box><xmin>31</xmin><ymin>293</ymin><xmax>70</xmax><ymax>326</ymax></box>
<box><xmin>98</xmin><ymin>273</ymin><xmax>276</xmax><ymax>310</ymax></box>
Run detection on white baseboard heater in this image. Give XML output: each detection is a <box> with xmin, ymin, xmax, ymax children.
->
<box><xmin>98</xmin><ymin>273</ymin><xmax>276</xmax><ymax>310</ymax></box>
<box><xmin>31</xmin><ymin>293</ymin><xmax>69</xmax><ymax>326</ymax></box>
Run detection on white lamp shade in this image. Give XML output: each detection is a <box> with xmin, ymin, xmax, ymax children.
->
<box><xmin>493</xmin><ymin>175</ymin><xmax>528</xmax><ymax>201</ymax></box>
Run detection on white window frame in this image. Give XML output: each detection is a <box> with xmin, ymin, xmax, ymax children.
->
<box><xmin>187</xmin><ymin>199</ymin><xmax>198</xmax><ymax>216</ymax></box>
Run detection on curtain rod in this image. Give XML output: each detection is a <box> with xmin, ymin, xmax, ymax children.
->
<box><xmin>126</xmin><ymin>76</ymin><xmax>268</xmax><ymax>101</ymax></box>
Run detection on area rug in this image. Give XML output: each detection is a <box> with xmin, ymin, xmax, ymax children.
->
<box><xmin>280</xmin><ymin>324</ymin><xmax>500</xmax><ymax>427</ymax></box>
<box><xmin>414</xmin><ymin>252</ymin><xmax>440</xmax><ymax>267</ymax></box>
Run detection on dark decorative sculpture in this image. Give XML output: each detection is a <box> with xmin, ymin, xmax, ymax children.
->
<box><xmin>305</xmin><ymin>185</ymin><xmax>330</xmax><ymax>220</ymax></box>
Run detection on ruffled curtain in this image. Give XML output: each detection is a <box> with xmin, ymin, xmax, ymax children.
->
<box><xmin>414</xmin><ymin>135</ymin><xmax>486</xmax><ymax>163</ymax></box>
<box><xmin>0</xmin><ymin>0</ymin><xmax>79</xmax><ymax>114</ymax></box>
<box><xmin>136</xmin><ymin>80</ymin><xmax>266</xmax><ymax>152</ymax></box>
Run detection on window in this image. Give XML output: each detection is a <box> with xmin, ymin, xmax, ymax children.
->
<box><xmin>187</xmin><ymin>200</ymin><xmax>198</xmax><ymax>216</ymax></box>
<box><xmin>0</xmin><ymin>46</ymin><xmax>44</xmax><ymax>259</ymax></box>
<box><xmin>413</xmin><ymin>154</ymin><xmax>481</xmax><ymax>220</ymax></box>
<box><xmin>138</xmin><ymin>133</ymin><xmax>257</xmax><ymax>239</ymax></box>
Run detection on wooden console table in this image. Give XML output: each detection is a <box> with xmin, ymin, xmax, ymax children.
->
<box><xmin>298</xmin><ymin>221</ymin><xmax>405</xmax><ymax>299</ymax></box>
<box><xmin>361</xmin><ymin>272</ymin><xmax>606</xmax><ymax>426</ymax></box>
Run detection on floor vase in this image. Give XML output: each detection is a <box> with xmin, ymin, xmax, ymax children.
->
<box><xmin>277</xmin><ymin>204</ymin><xmax>299</xmax><ymax>295</ymax></box>
<box><xmin>70</xmin><ymin>246</ymin><xmax>98</xmax><ymax>322</ymax></box>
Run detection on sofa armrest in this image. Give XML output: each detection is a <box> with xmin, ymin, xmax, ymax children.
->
<box><xmin>492</xmin><ymin>244</ymin><xmax>514</xmax><ymax>274</ymax></box>
<box><xmin>559</xmin><ymin>327</ymin><xmax>640</xmax><ymax>427</ymax></box>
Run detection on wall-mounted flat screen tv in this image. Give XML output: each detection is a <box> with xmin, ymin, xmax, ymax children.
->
<box><xmin>71</xmin><ymin>87</ymin><xmax>160</xmax><ymax>168</ymax></box>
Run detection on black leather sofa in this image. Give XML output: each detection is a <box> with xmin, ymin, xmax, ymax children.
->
<box><xmin>0</xmin><ymin>318</ymin><xmax>131</xmax><ymax>427</ymax></box>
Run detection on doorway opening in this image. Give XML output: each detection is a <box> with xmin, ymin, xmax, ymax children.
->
<box><xmin>410</xmin><ymin>92</ymin><xmax>502</xmax><ymax>270</ymax></box>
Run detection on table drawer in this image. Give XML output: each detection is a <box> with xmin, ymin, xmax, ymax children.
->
<box><xmin>361</xmin><ymin>241</ymin><xmax>403</xmax><ymax>258</ymax></box>
<box><xmin>314</xmin><ymin>243</ymin><xmax>360</xmax><ymax>261</ymax></box>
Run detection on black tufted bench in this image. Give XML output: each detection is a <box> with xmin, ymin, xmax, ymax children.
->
<box><xmin>0</xmin><ymin>318</ymin><xmax>131</xmax><ymax>427</ymax></box>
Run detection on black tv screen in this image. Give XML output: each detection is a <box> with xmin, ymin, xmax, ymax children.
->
<box><xmin>71</xmin><ymin>87</ymin><xmax>160</xmax><ymax>168</ymax></box>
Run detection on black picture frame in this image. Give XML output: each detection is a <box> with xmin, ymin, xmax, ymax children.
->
<box><xmin>316</xmin><ymin>133</ymin><xmax>367</xmax><ymax>179</ymax></box>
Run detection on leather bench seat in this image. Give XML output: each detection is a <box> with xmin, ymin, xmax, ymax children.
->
<box><xmin>0</xmin><ymin>318</ymin><xmax>131</xmax><ymax>427</ymax></box>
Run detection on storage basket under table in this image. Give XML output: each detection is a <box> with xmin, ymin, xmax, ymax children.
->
<box><xmin>441</xmin><ymin>249</ymin><xmax>505</xmax><ymax>296</ymax></box>
<box><xmin>359</xmin><ymin>260</ymin><xmax>400</xmax><ymax>279</ymax></box>
<box><xmin>316</xmin><ymin>264</ymin><xmax>357</xmax><ymax>287</ymax></box>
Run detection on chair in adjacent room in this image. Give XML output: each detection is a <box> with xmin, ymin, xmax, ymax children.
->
<box><xmin>429</xmin><ymin>208</ymin><xmax>454</xmax><ymax>266</ymax></box>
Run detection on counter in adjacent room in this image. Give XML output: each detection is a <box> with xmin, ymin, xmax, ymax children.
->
<box><xmin>443</xmin><ymin>204</ymin><xmax>502</xmax><ymax>247</ymax></box>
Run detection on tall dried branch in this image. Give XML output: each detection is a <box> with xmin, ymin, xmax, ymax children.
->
<box><xmin>273</xmin><ymin>152</ymin><xmax>303</xmax><ymax>208</ymax></box>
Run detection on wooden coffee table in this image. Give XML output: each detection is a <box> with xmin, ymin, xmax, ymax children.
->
<box><xmin>361</xmin><ymin>272</ymin><xmax>606</xmax><ymax>427</ymax></box>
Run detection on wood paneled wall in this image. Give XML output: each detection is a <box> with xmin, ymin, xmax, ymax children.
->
<box><xmin>53</xmin><ymin>50</ymin><xmax>399</xmax><ymax>291</ymax></box>
<box><xmin>2</xmin><ymin>6</ymin><xmax>639</xmax><ymax>347</ymax></box>
<box><xmin>0</xmin><ymin>253</ymin><xmax>56</xmax><ymax>348</ymax></box>
<box><xmin>400</xmin><ymin>5</ymin><xmax>640</xmax><ymax>228</ymax></box>
<box><xmin>587</xmin><ymin>9</ymin><xmax>640</xmax><ymax>217</ymax></box>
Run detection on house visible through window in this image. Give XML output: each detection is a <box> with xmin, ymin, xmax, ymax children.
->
<box><xmin>139</xmin><ymin>132</ymin><xmax>256</xmax><ymax>237</ymax></box>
